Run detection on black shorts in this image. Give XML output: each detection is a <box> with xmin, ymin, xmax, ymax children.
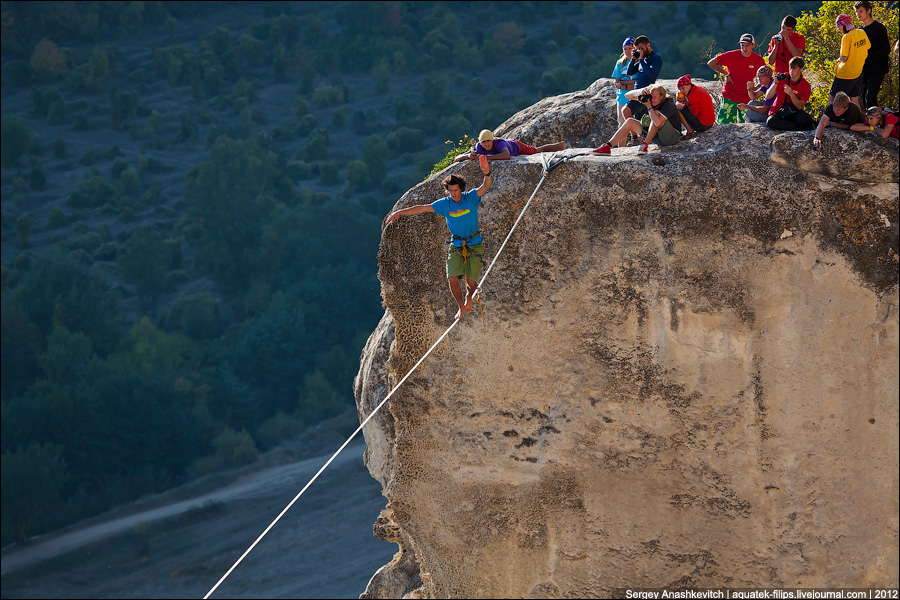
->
<box><xmin>829</xmin><ymin>76</ymin><xmax>863</xmax><ymax>98</ymax></box>
<box><xmin>626</xmin><ymin>99</ymin><xmax>649</xmax><ymax>119</ymax></box>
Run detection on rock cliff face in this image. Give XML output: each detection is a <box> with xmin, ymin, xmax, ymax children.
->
<box><xmin>354</xmin><ymin>78</ymin><xmax>899</xmax><ymax>598</ymax></box>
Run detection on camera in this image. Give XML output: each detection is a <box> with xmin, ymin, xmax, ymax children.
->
<box><xmin>632</xmin><ymin>49</ymin><xmax>641</xmax><ymax>59</ymax></box>
<box><xmin>774</xmin><ymin>34</ymin><xmax>783</xmax><ymax>41</ymax></box>
<box><xmin>775</xmin><ymin>73</ymin><xmax>789</xmax><ymax>81</ymax></box>
<box><xmin>638</xmin><ymin>93</ymin><xmax>652</xmax><ymax>103</ymax></box>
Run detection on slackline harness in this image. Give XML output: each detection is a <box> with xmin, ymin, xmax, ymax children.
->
<box><xmin>203</xmin><ymin>151</ymin><xmax>570</xmax><ymax>599</ymax></box>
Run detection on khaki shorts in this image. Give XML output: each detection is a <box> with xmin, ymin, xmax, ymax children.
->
<box><xmin>446</xmin><ymin>243</ymin><xmax>483</xmax><ymax>282</ymax></box>
<box><xmin>655</xmin><ymin>119</ymin><xmax>681</xmax><ymax>146</ymax></box>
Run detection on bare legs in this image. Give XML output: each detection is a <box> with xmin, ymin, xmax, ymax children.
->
<box><xmin>449</xmin><ymin>276</ymin><xmax>478</xmax><ymax>319</ymax></box>
<box><xmin>535</xmin><ymin>141</ymin><xmax>566</xmax><ymax>153</ymax></box>
<box><xmin>606</xmin><ymin>118</ymin><xmax>644</xmax><ymax>147</ymax></box>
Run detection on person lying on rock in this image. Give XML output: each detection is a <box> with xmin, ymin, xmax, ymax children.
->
<box><xmin>865</xmin><ymin>106</ymin><xmax>899</xmax><ymax>139</ymax></box>
<box><xmin>593</xmin><ymin>84</ymin><xmax>683</xmax><ymax>155</ymax></box>
<box><xmin>813</xmin><ymin>92</ymin><xmax>868</xmax><ymax>147</ymax></box>
<box><xmin>455</xmin><ymin>130</ymin><xmax>566</xmax><ymax>163</ymax></box>
<box><xmin>383</xmin><ymin>157</ymin><xmax>492</xmax><ymax>319</ymax></box>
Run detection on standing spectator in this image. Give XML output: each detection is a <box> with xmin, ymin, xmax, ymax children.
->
<box><xmin>830</xmin><ymin>14</ymin><xmax>869</xmax><ymax>109</ymax></box>
<box><xmin>738</xmin><ymin>65</ymin><xmax>775</xmax><ymax>123</ymax></box>
<box><xmin>623</xmin><ymin>35</ymin><xmax>663</xmax><ymax>121</ymax></box>
<box><xmin>675</xmin><ymin>75</ymin><xmax>715</xmax><ymax>137</ymax></box>
<box><xmin>708</xmin><ymin>33</ymin><xmax>766</xmax><ymax>124</ymax></box>
<box><xmin>766</xmin><ymin>56</ymin><xmax>815</xmax><ymax>131</ymax></box>
<box><xmin>855</xmin><ymin>1</ymin><xmax>890</xmax><ymax>109</ymax></box>
<box><xmin>611</xmin><ymin>37</ymin><xmax>637</xmax><ymax>140</ymax></box>
<box><xmin>812</xmin><ymin>92</ymin><xmax>869</xmax><ymax>147</ymax></box>
<box><xmin>865</xmin><ymin>106</ymin><xmax>899</xmax><ymax>139</ymax></box>
<box><xmin>593</xmin><ymin>85</ymin><xmax>682</xmax><ymax>156</ymax></box>
<box><xmin>767</xmin><ymin>15</ymin><xmax>805</xmax><ymax>74</ymax></box>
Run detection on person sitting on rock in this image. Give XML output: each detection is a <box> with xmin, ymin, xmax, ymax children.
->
<box><xmin>675</xmin><ymin>74</ymin><xmax>715</xmax><ymax>138</ymax></box>
<box><xmin>455</xmin><ymin>130</ymin><xmax>565</xmax><ymax>163</ymax></box>
<box><xmin>738</xmin><ymin>65</ymin><xmax>775</xmax><ymax>123</ymax></box>
<box><xmin>593</xmin><ymin>84</ymin><xmax>682</xmax><ymax>156</ymax></box>
<box><xmin>384</xmin><ymin>157</ymin><xmax>492</xmax><ymax>319</ymax></box>
<box><xmin>765</xmin><ymin>56</ymin><xmax>815</xmax><ymax>131</ymax></box>
<box><xmin>864</xmin><ymin>106</ymin><xmax>899</xmax><ymax>139</ymax></box>
<box><xmin>813</xmin><ymin>92</ymin><xmax>869</xmax><ymax>147</ymax></box>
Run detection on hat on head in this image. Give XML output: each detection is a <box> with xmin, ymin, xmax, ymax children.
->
<box><xmin>622</xmin><ymin>36</ymin><xmax>636</xmax><ymax>47</ymax></box>
<box><xmin>740</xmin><ymin>33</ymin><xmax>755</xmax><ymax>45</ymax></box>
<box><xmin>866</xmin><ymin>106</ymin><xmax>883</xmax><ymax>118</ymax></box>
<box><xmin>677</xmin><ymin>74</ymin><xmax>692</xmax><ymax>89</ymax></box>
<box><xmin>835</xmin><ymin>14</ymin><xmax>854</xmax><ymax>30</ymax></box>
<box><xmin>478</xmin><ymin>129</ymin><xmax>493</xmax><ymax>143</ymax></box>
<box><xmin>756</xmin><ymin>65</ymin><xmax>773</xmax><ymax>79</ymax></box>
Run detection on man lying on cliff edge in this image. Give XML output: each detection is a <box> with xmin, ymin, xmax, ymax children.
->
<box><xmin>454</xmin><ymin>129</ymin><xmax>566</xmax><ymax>163</ymax></box>
<box><xmin>383</xmin><ymin>156</ymin><xmax>492</xmax><ymax>319</ymax></box>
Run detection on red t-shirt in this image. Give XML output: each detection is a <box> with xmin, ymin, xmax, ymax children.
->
<box><xmin>685</xmin><ymin>85</ymin><xmax>716</xmax><ymax>127</ymax></box>
<box><xmin>768</xmin><ymin>32</ymin><xmax>806</xmax><ymax>74</ymax></box>
<box><xmin>716</xmin><ymin>49</ymin><xmax>765</xmax><ymax>103</ymax></box>
<box><xmin>768</xmin><ymin>76</ymin><xmax>811</xmax><ymax>116</ymax></box>
<box><xmin>886</xmin><ymin>113</ymin><xmax>899</xmax><ymax>139</ymax></box>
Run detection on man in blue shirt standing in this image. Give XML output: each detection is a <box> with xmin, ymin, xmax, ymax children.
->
<box><xmin>624</xmin><ymin>35</ymin><xmax>663</xmax><ymax>121</ymax></box>
<box><xmin>383</xmin><ymin>156</ymin><xmax>492</xmax><ymax>319</ymax></box>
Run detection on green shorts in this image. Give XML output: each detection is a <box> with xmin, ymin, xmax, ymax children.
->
<box><xmin>717</xmin><ymin>97</ymin><xmax>744</xmax><ymax>124</ymax></box>
<box><xmin>446</xmin><ymin>243</ymin><xmax>483</xmax><ymax>282</ymax></box>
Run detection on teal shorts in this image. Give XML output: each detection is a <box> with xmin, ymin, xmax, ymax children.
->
<box><xmin>446</xmin><ymin>243</ymin><xmax>483</xmax><ymax>282</ymax></box>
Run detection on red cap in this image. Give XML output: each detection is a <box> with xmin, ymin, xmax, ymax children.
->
<box><xmin>677</xmin><ymin>74</ymin><xmax>692</xmax><ymax>89</ymax></box>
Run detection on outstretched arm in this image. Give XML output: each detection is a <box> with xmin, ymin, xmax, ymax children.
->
<box><xmin>383</xmin><ymin>203</ymin><xmax>435</xmax><ymax>226</ymax></box>
<box><xmin>476</xmin><ymin>155</ymin><xmax>492</xmax><ymax>197</ymax></box>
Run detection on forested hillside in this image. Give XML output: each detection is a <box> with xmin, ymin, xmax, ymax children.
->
<box><xmin>1</xmin><ymin>0</ymin><xmax>820</xmax><ymax>544</ymax></box>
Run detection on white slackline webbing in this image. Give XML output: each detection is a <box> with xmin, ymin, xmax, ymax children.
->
<box><xmin>204</xmin><ymin>154</ymin><xmax>559</xmax><ymax>599</ymax></box>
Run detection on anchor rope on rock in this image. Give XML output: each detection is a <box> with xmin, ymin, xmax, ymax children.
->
<box><xmin>203</xmin><ymin>152</ymin><xmax>564</xmax><ymax>599</ymax></box>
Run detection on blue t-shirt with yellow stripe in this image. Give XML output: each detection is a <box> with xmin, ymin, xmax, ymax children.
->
<box><xmin>431</xmin><ymin>188</ymin><xmax>482</xmax><ymax>247</ymax></box>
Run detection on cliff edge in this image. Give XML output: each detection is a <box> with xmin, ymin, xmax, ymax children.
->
<box><xmin>355</xmin><ymin>78</ymin><xmax>899</xmax><ymax>598</ymax></box>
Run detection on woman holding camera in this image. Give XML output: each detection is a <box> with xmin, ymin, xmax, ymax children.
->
<box><xmin>593</xmin><ymin>85</ymin><xmax>681</xmax><ymax>155</ymax></box>
<box><xmin>611</xmin><ymin>37</ymin><xmax>637</xmax><ymax>136</ymax></box>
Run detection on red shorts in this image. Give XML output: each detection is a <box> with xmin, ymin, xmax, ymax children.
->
<box><xmin>512</xmin><ymin>139</ymin><xmax>538</xmax><ymax>155</ymax></box>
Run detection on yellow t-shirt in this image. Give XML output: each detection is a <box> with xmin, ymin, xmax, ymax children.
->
<box><xmin>835</xmin><ymin>28</ymin><xmax>869</xmax><ymax>80</ymax></box>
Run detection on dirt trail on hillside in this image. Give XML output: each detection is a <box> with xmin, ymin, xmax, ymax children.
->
<box><xmin>0</xmin><ymin>443</ymin><xmax>395</xmax><ymax>599</ymax></box>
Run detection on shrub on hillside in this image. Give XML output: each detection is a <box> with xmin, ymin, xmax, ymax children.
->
<box><xmin>1</xmin><ymin>115</ymin><xmax>35</xmax><ymax>167</ymax></box>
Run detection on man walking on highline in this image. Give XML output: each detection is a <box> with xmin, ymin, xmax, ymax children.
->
<box><xmin>384</xmin><ymin>156</ymin><xmax>492</xmax><ymax>319</ymax></box>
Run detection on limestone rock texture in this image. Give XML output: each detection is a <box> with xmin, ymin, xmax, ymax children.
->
<box><xmin>354</xmin><ymin>78</ymin><xmax>899</xmax><ymax>598</ymax></box>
